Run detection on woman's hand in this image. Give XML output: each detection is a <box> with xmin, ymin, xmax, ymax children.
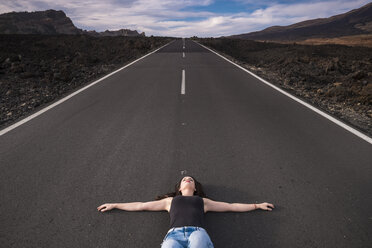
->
<box><xmin>97</xmin><ymin>203</ymin><xmax>116</xmax><ymax>212</ymax></box>
<box><xmin>258</xmin><ymin>202</ymin><xmax>275</xmax><ymax>211</ymax></box>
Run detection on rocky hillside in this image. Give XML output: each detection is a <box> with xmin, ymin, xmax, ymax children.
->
<box><xmin>198</xmin><ymin>38</ymin><xmax>372</xmax><ymax>136</ymax></box>
<box><xmin>0</xmin><ymin>10</ymin><xmax>83</xmax><ymax>35</ymax></box>
<box><xmin>0</xmin><ymin>34</ymin><xmax>172</xmax><ymax>128</ymax></box>
<box><xmin>87</xmin><ymin>29</ymin><xmax>145</xmax><ymax>37</ymax></box>
<box><xmin>0</xmin><ymin>9</ymin><xmax>144</xmax><ymax>37</ymax></box>
<box><xmin>230</xmin><ymin>2</ymin><xmax>372</xmax><ymax>42</ymax></box>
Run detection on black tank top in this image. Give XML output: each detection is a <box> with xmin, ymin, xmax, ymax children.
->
<box><xmin>169</xmin><ymin>195</ymin><xmax>205</xmax><ymax>228</ymax></box>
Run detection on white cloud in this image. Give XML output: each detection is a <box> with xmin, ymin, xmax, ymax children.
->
<box><xmin>0</xmin><ymin>0</ymin><xmax>370</xmax><ymax>37</ymax></box>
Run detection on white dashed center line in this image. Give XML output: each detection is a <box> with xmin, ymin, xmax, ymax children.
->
<box><xmin>181</xmin><ymin>70</ymin><xmax>185</xmax><ymax>95</ymax></box>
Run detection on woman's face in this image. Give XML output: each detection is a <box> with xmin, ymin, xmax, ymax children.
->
<box><xmin>179</xmin><ymin>176</ymin><xmax>196</xmax><ymax>192</ymax></box>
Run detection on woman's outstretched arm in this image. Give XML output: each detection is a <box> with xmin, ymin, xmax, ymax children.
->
<box><xmin>97</xmin><ymin>197</ymin><xmax>172</xmax><ymax>212</ymax></box>
<box><xmin>203</xmin><ymin>198</ymin><xmax>274</xmax><ymax>212</ymax></box>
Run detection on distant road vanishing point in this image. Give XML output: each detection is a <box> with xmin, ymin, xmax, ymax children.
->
<box><xmin>0</xmin><ymin>39</ymin><xmax>371</xmax><ymax>248</ymax></box>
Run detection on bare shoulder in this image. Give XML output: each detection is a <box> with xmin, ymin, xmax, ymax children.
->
<box><xmin>202</xmin><ymin>198</ymin><xmax>232</xmax><ymax>212</ymax></box>
<box><xmin>164</xmin><ymin>197</ymin><xmax>173</xmax><ymax>212</ymax></box>
<box><xmin>203</xmin><ymin>198</ymin><xmax>216</xmax><ymax>203</ymax></box>
<box><xmin>202</xmin><ymin>198</ymin><xmax>213</xmax><ymax>212</ymax></box>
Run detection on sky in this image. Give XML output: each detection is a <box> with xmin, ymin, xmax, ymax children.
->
<box><xmin>0</xmin><ymin>0</ymin><xmax>370</xmax><ymax>37</ymax></box>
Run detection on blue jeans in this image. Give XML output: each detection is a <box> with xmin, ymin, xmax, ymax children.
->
<box><xmin>161</xmin><ymin>226</ymin><xmax>214</xmax><ymax>248</ymax></box>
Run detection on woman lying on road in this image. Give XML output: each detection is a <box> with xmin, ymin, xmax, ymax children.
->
<box><xmin>97</xmin><ymin>176</ymin><xmax>275</xmax><ymax>248</ymax></box>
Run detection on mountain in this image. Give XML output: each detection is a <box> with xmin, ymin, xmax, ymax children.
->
<box><xmin>0</xmin><ymin>9</ymin><xmax>83</xmax><ymax>35</ymax></box>
<box><xmin>0</xmin><ymin>9</ymin><xmax>145</xmax><ymax>37</ymax></box>
<box><xmin>230</xmin><ymin>2</ymin><xmax>372</xmax><ymax>41</ymax></box>
<box><xmin>86</xmin><ymin>29</ymin><xmax>145</xmax><ymax>37</ymax></box>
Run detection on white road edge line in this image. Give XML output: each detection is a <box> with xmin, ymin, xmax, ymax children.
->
<box><xmin>181</xmin><ymin>69</ymin><xmax>185</xmax><ymax>95</ymax></box>
<box><xmin>0</xmin><ymin>40</ymin><xmax>175</xmax><ymax>137</ymax></box>
<box><xmin>194</xmin><ymin>41</ymin><xmax>372</xmax><ymax>145</ymax></box>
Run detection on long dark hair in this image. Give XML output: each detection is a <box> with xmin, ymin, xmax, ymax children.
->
<box><xmin>155</xmin><ymin>176</ymin><xmax>207</xmax><ymax>200</ymax></box>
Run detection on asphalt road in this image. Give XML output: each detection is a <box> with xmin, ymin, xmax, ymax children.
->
<box><xmin>0</xmin><ymin>39</ymin><xmax>371</xmax><ymax>248</ymax></box>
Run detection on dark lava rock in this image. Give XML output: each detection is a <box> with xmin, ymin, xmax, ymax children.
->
<box><xmin>0</xmin><ymin>34</ymin><xmax>172</xmax><ymax>129</ymax></box>
<box><xmin>198</xmin><ymin>38</ymin><xmax>372</xmax><ymax>136</ymax></box>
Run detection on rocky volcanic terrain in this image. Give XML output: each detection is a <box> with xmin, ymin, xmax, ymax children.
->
<box><xmin>198</xmin><ymin>38</ymin><xmax>372</xmax><ymax>136</ymax></box>
<box><xmin>0</xmin><ymin>34</ymin><xmax>172</xmax><ymax>129</ymax></box>
<box><xmin>0</xmin><ymin>9</ymin><xmax>145</xmax><ymax>37</ymax></box>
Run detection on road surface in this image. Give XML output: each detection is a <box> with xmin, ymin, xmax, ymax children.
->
<box><xmin>0</xmin><ymin>39</ymin><xmax>371</xmax><ymax>247</ymax></box>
